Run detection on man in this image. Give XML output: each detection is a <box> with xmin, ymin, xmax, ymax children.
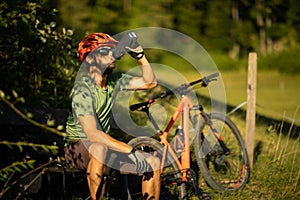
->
<box><xmin>64</xmin><ymin>32</ymin><xmax>160</xmax><ymax>200</ymax></box>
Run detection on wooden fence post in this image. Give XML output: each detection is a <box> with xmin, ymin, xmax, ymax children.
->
<box><xmin>246</xmin><ymin>52</ymin><xmax>257</xmax><ymax>170</ymax></box>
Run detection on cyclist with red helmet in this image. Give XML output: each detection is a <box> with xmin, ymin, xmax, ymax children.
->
<box><xmin>64</xmin><ymin>32</ymin><xmax>160</xmax><ymax>200</ymax></box>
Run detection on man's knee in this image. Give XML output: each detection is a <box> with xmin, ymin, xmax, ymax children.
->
<box><xmin>147</xmin><ymin>156</ymin><xmax>161</xmax><ymax>171</ymax></box>
<box><xmin>88</xmin><ymin>143</ymin><xmax>108</xmax><ymax>162</ymax></box>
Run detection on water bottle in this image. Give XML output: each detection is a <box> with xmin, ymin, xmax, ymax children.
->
<box><xmin>175</xmin><ymin>125</ymin><xmax>185</xmax><ymax>152</ymax></box>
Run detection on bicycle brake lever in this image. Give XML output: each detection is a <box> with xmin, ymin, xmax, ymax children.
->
<box><xmin>201</xmin><ymin>77</ymin><xmax>209</xmax><ymax>87</ymax></box>
<box><xmin>202</xmin><ymin>77</ymin><xmax>218</xmax><ymax>87</ymax></box>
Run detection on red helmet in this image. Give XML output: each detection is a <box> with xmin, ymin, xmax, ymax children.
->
<box><xmin>77</xmin><ymin>33</ymin><xmax>118</xmax><ymax>62</ymax></box>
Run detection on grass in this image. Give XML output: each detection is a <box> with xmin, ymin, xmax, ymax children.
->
<box><xmin>201</xmin><ymin>113</ymin><xmax>300</xmax><ymax>200</ymax></box>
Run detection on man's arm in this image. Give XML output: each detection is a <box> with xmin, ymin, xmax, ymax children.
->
<box><xmin>127</xmin><ymin>55</ymin><xmax>157</xmax><ymax>90</ymax></box>
<box><xmin>79</xmin><ymin>115</ymin><xmax>133</xmax><ymax>153</ymax></box>
<box><xmin>79</xmin><ymin>114</ymin><xmax>151</xmax><ymax>174</ymax></box>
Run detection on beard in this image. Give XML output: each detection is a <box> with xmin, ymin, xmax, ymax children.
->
<box><xmin>103</xmin><ymin>67</ymin><xmax>113</xmax><ymax>75</ymax></box>
<box><xmin>102</xmin><ymin>63</ymin><xmax>116</xmax><ymax>75</ymax></box>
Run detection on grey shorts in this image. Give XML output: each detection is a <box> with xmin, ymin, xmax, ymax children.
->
<box><xmin>64</xmin><ymin>140</ymin><xmax>92</xmax><ymax>170</ymax></box>
<box><xmin>64</xmin><ymin>140</ymin><xmax>150</xmax><ymax>174</ymax></box>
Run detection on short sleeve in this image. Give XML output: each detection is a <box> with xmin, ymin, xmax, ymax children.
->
<box><xmin>71</xmin><ymin>80</ymin><xmax>94</xmax><ymax>118</ymax></box>
<box><xmin>108</xmin><ymin>72</ymin><xmax>132</xmax><ymax>91</ymax></box>
<box><xmin>118</xmin><ymin>73</ymin><xmax>132</xmax><ymax>91</ymax></box>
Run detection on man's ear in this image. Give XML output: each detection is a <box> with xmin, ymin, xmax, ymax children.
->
<box><xmin>85</xmin><ymin>54</ymin><xmax>94</xmax><ymax>64</ymax></box>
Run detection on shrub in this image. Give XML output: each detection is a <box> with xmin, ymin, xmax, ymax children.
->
<box><xmin>259</xmin><ymin>46</ymin><xmax>300</xmax><ymax>74</ymax></box>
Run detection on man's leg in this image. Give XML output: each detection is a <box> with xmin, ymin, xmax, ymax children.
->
<box><xmin>86</xmin><ymin>143</ymin><xmax>108</xmax><ymax>200</ymax></box>
<box><xmin>142</xmin><ymin>156</ymin><xmax>161</xmax><ymax>200</ymax></box>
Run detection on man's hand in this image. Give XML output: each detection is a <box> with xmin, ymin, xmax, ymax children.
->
<box><xmin>125</xmin><ymin>32</ymin><xmax>144</xmax><ymax>60</ymax></box>
<box><xmin>126</xmin><ymin>45</ymin><xmax>144</xmax><ymax>60</ymax></box>
<box><xmin>128</xmin><ymin>149</ymin><xmax>151</xmax><ymax>173</ymax></box>
<box><xmin>113</xmin><ymin>31</ymin><xmax>144</xmax><ymax>60</ymax></box>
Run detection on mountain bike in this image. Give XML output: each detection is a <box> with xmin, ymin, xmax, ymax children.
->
<box><xmin>127</xmin><ymin>72</ymin><xmax>250</xmax><ymax>199</ymax></box>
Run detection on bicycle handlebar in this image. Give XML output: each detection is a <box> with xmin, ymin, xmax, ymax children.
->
<box><xmin>129</xmin><ymin>72</ymin><xmax>219</xmax><ymax>111</ymax></box>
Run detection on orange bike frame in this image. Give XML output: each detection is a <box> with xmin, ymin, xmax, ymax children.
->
<box><xmin>158</xmin><ymin>95</ymin><xmax>193</xmax><ymax>182</ymax></box>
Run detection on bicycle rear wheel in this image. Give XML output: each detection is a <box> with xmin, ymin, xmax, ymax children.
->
<box><xmin>194</xmin><ymin>112</ymin><xmax>250</xmax><ymax>192</ymax></box>
<box><xmin>128</xmin><ymin>137</ymin><xmax>187</xmax><ymax>200</ymax></box>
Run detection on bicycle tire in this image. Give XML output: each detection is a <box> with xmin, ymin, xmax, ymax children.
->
<box><xmin>194</xmin><ymin>112</ymin><xmax>250</xmax><ymax>192</ymax></box>
<box><xmin>128</xmin><ymin>137</ymin><xmax>188</xmax><ymax>200</ymax></box>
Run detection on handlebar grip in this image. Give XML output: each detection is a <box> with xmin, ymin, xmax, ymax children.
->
<box><xmin>129</xmin><ymin>101</ymin><xmax>149</xmax><ymax>111</ymax></box>
<box><xmin>189</xmin><ymin>72</ymin><xmax>219</xmax><ymax>86</ymax></box>
<box><xmin>206</xmin><ymin>72</ymin><xmax>219</xmax><ymax>80</ymax></box>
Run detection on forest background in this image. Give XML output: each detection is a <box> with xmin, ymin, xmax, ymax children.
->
<box><xmin>1</xmin><ymin>0</ymin><xmax>300</xmax><ymax>109</ymax></box>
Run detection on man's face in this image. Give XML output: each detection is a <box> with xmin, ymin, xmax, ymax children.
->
<box><xmin>95</xmin><ymin>46</ymin><xmax>116</xmax><ymax>74</ymax></box>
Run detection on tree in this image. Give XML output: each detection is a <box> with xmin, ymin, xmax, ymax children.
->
<box><xmin>287</xmin><ymin>0</ymin><xmax>300</xmax><ymax>43</ymax></box>
<box><xmin>202</xmin><ymin>0</ymin><xmax>233</xmax><ymax>53</ymax></box>
<box><xmin>0</xmin><ymin>0</ymin><xmax>79</xmax><ymax>108</ymax></box>
<box><xmin>172</xmin><ymin>0</ymin><xmax>206</xmax><ymax>42</ymax></box>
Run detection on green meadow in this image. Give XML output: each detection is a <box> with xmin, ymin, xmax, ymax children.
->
<box><xmin>220</xmin><ymin>70</ymin><xmax>300</xmax><ymax>123</ymax></box>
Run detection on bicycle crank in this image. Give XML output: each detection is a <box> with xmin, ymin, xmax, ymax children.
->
<box><xmin>187</xmin><ymin>169</ymin><xmax>211</xmax><ymax>199</ymax></box>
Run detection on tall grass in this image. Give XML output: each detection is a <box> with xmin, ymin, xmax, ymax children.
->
<box><xmin>203</xmin><ymin>109</ymin><xmax>300</xmax><ymax>200</ymax></box>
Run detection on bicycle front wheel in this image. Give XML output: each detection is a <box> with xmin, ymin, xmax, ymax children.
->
<box><xmin>194</xmin><ymin>112</ymin><xmax>250</xmax><ymax>192</ymax></box>
<box><xmin>128</xmin><ymin>137</ymin><xmax>187</xmax><ymax>200</ymax></box>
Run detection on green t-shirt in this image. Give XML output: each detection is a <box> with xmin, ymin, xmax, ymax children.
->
<box><xmin>65</xmin><ymin>72</ymin><xmax>131</xmax><ymax>143</ymax></box>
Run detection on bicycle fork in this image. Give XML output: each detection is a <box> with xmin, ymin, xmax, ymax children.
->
<box><xmin>200</xmin><ymin>110</ymin><xmax>231</xmax><ymax>155</ymax></box>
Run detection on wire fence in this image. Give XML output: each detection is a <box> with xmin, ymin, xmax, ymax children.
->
<box><xmin>228</xmin><ymin>101</ymin><xmax>300</xmax><ymax>125</ymax></box>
